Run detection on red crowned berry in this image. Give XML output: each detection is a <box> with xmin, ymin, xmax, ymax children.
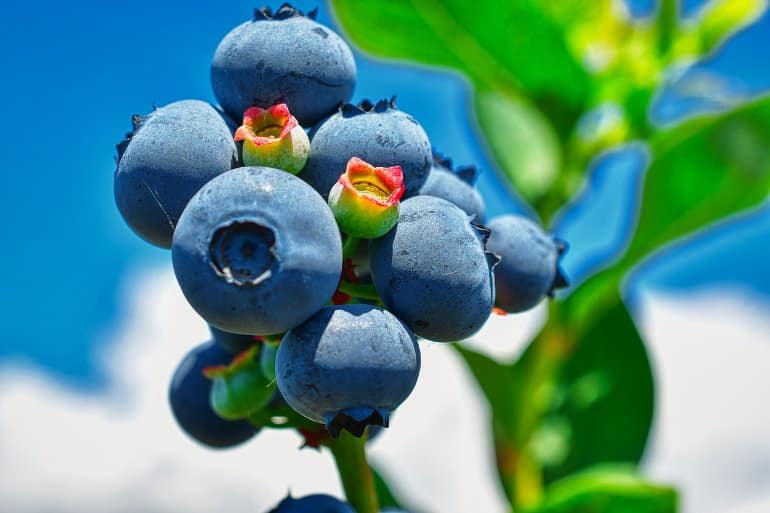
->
<box><xmin>328</xmin><ymin>157</ymin><xmax>405</xmax><ymax>238</ymax></box>
<box><xmin>234</xmin><ymin>104</ymin><xmax>310</xmax><ymax>174</ymax></box>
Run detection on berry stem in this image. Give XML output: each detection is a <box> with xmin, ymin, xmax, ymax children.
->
<box><xmin>342</xmin><ymin>236</ymin><xmax>360</xmax><ymax>259</ymax></box>
<box><xmin>337</xmin><ymin>281</ymin><xmax>381</xmax><ymax>301</ymax></box>
<box><xmin>327</xmin><ymin>431</ymin><xmax>379</xmax><ymax>513</ymax></box>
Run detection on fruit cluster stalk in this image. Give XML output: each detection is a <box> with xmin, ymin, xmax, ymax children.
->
<box><xmin>327</xmin><ymin>432</ymin><xmax>379</xmax><ymax>513</ymax></box>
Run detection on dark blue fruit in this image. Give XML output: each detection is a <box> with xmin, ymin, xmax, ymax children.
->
<box><xmin>486</xmin><ymin>215</ymin><xmax>568</xmax><ymax>313</ymax></box>
<box><xmin>267</xmin><ymin>494</ymin><xmax>354</xmax><ymax>513</ymax></box>
<box><xmin>276</xmin><ymin>304</ymin><xmax>420</xmax><ymax>437</ymax></box>
<box><xmin>299</xmin><ymin>98</ymin><xmax>432</xmax><ymax>199</ymax></box>
<box><xmin>172</xmin><ymin>166</ymin><xmax>342</xmax><ymax>335</ymax></box>
<box><xmin>169</xmin><ymin>340</ymin><xmax>259</xmax><ymax>448</ymax></box>
<box><xmin>419</xmin><ymin>154</ymin><xmax>486</xmax><ymax>222</ymax></box>
<box><xmin>209</xmin><ymin>325</ymin><xmax>257</xmax><ymax>354</ymax></box>
<box><xmin>211</xmin><ymin>5</ymin><xmax>356</xmax><ymax>127</ymax></box>
<box><xmin>114</xmin><ymin>100</ymin><xmax>238</xmax><ymax>248</ymax></box>
<box><xmin>370</xmin><ymin>196</ymin><xmax>498</xmax><ymax>342</ymax></box>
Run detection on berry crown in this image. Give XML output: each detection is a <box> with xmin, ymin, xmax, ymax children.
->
<box><xmin>253</xmin><ymin>3</ymin><xmax>318</xmax><ymax>21</ymax></box>
<box><xmin>340</xmin><ymin>96</ymin><xmax>398</xmax><ymax>118</ymax></box>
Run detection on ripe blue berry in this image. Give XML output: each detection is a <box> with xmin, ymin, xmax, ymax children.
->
<box><xmin>172</xmin><ymin>166</ymin><xmax>342</xmax><ymax>335</ymax></box>
<box><xmin>169</xmin><ymin>340</ymin><xmax>259</xmax><ymax>448</ymax></box>
<box><xmin>209</xmin><ymin>325</ymin><xmax>257</xmax><ymax>355</ymax></box>
<box><xmin>114</xmin><ymin>100</ymin><xmax>238</xmax><ymax>248</ymax></box>
<box><xmin>276</xmin><ymin>304</ymin><xmax>420</xmax><ymax>437</ymax></box>
<box><xmin>419</xmin><ymin>154</ymin><xmax>486</xmax><ymax>223</ymax></box>
<box><xmin>299</xmin><ymin>98</ymin><xmax>432</xmax><ymax>199</ymax></box>
<box><xmin>370</xmin><ymin>196</ymin><xmax>498</xmax><ymax>342</ymax></box>
<box><xmin>486</xmin><ymin>215</ymin><xmax>568</xmax><ymax>313</ymax></box>
<box><xmin>211</xmin><ymin>5</ymin><xmax>356</xmax><ymax>127</ymax></box>
<box><xmin>267</xmin><ymin>494</ymin><xmax>354</xmax><ymax>513</ymax></box>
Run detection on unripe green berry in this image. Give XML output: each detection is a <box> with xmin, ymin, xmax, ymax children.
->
<box><xmin>204</xmin><ymin>346</ymin><xmax>274</xmax><ymax>420</ymax></box>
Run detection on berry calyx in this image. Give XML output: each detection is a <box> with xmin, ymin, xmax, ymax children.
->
<box><xmin>234</xmin><ymin>104</ymin><xmax>310</xmax><ymax>174</ymax></box>
<box><xmin>328</xmin><ymin>157</ymin><xmax>405</xmax><ymax>238</ymax></box>
<box><xmin>268</xmin><ymin>493</ymin><xmax>355</xmax><ymax>513</ymax></box>
<box><xmin>252</xmin><ymin>3</ymin><xmax>317</xmax><ymax>21</ymax></box>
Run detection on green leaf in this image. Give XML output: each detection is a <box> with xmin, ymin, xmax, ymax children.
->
<box><xmin>329</xmin><ymin>0</ymin><xmax>651</xmax><ymax>218</ymax></box>
<box><xmin>473</xmin><ymin>90</ymin><xmax>561</xmax><ymax>201</ymax></box>
<box><xmin>566</xmin><ymin>95</ymin><xmax>770</xmax><ymax>316</ymax></box>
<box><xmin>536</xmin><ymin>95</ymin><xmax>770</xmax><ymax>496</ymax></box>
<box><xmin>656</xmin><ymin>0</ymin><xmax>678</xmax><ymax>56</ymax></box>
<box><xmin>455</xmin><ymin>291</ymin><xmax>653</xmax><ymax>503</ymax></box>
<box><xmin>541</xmin><ymin>296</ymin><xmax>654</xmax><ymax>483</ymax></box>
<box><xmin>527</xmin><ymin>465</ymin><xmax>678</xmax><ymax>513</ymax></box>
<box><xmin>329</xmin><ymin>0</ymin><xmax>591</xmax><ymax>107</ymax></box>
<box><xmin>455</xmin><ymin>343</ymin><xmax>548</xmax><ymax>507</ymax></box>
<box><xmin>693</xmin><ymin>0</ymin><xmax>767</xmax><ymax>56</ymax></box>
<box><xmin>620</xmin><ymin>94</ymin><xmax>770</xmax><ymax>271</ymax></box>
<box><xmin>454</xmin><ymin>345</ymin><xmax>519</xmax><ymax>435</ymax></box>
<box><xmin>372</xmin><ymin>466</ymin><xmax>405</xmax><ymax>511</ymax></box>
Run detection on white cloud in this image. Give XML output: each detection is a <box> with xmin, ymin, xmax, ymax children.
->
<box><xmin>0</xmin><ymin>268</ymin><xmax>769</xmax><ymax>513</ymax></box>
<box><xmin>638</xmin><ymin>287</ymin><xmax>770</xmax><ymax>513</ymax></box>
<box><xmin>0</xmin><ymin>268</ymin><xmax>342</xmax><ymax>513</ymax></box>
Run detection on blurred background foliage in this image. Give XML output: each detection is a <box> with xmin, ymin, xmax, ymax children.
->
<box><xmin>329</xmin><ymin>0</ymin><xmax>770</xmax><ymax>511</ymax></box>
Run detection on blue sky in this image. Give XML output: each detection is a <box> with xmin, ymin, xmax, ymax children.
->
<box><xmin>1</xmin><ymin>0</ymin><xmax>769</xmax><ymax>386</ymax></box>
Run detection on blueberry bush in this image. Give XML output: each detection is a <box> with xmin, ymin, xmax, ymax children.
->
<box><xmin>114</xmin><ymin>1</ymin><xmax>770</xmax><ymax>512</ymax></box>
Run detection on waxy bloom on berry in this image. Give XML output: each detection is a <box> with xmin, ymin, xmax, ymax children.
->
<box><xmin>328</xmin><ymin>157</ymin><xmax>405</xmax><ymax>239</ymax></box>
<box><xmin>234</xmin><ymin>104</ymin><xmax>310</xmax><ymax>174</ymax></box>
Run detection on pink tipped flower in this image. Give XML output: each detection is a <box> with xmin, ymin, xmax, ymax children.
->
<box><xmin>328</xmin><ymin>157</ymin><xmax>405</xmax><ymax>239</ymax></box>
<box><xmin>234</xmin><ymin>104</ymin><xmax>310</xmax><ymax>174</ymax></box>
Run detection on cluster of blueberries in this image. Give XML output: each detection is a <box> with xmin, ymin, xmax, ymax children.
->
<box><xmin>113</xmin><ymin>4</ymin><xmax>567</xmax><ymax>512</ymax></box>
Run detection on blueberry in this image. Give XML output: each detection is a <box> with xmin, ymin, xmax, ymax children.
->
<box><xmin>169</xmin><ymin>340</ymin><xmax>259</xmax><ymax>448</ymax></box>
<box><xmin>209</xmin><ymin>325</ymin><xmax>257</xmax><ymax>355</ymax></box>
<box><xmin>211</xmin><ymin>4</ymin><xmax>356</xmax><ymax>127</ymax></box>
<box><xmin>419</xmin><ymin>154</ymin><xmax>486</xmax><ymax>223</ymax></box>
<box><xmin>370</xmin><ymin>196</ymin><xmax>498</xmax><ymax>342</ymax></box>
<box><xmin>114</xmin><ymin>100</ymin><xmax>238</xmax><ymax>248</ymax></box>
<box><xmin>267</xmin><ymin>493</ymin><xmax>354</xmax><ymax>513</ymax></box>
<box><xmin>486</xmin><ymin>215</ymin><xmax>569</xmax><ymax>313</ymax></box>
<box><xmin>299</xmin><ymin>98</ymin><xmax>432</xmax><ymax>199</ymax></box>
<box><xmin>172</xmin><ymin>166</ymin><xmax>342</xmax><ymax>335</ymax></box>
<box><xmin>276</xmin><ymin>304</ymin><xmax>420</xmax><ymax>437</ymax></box>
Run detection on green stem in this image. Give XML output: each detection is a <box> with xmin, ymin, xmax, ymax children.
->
<box><xmin>337</xmin><ymin>281</ymin><xmax>381</xmax><ymax>301</ymax></box>
<box><xmin>327</xmin><ymin>432</ymin><xmax>379</xmax><ymax>513</ymax></box>
<box><xmin>343</xmin><ymin>236</ymin><xmax>360</xmax><ymax>259</ymax></box>
<box><xmin>656</xmin><ymin>0</ymin><xmax>678</xmax><ymax>56</ymax></box>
